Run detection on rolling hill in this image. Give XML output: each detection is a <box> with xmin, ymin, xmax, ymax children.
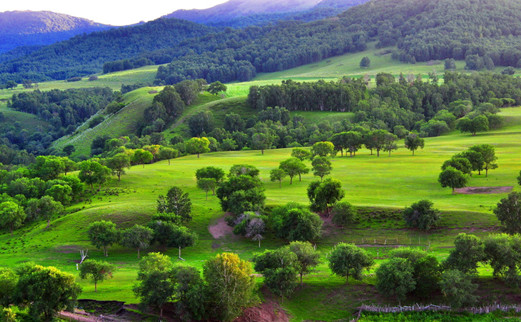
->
<box><xmin>0</xmin><ymin>11</ymin><xmax>111</xmax><ymax>54</ymax></box>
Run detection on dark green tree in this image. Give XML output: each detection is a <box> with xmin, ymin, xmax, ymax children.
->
<box><xmin>375</xmin><ymin>258</ymin><xmax>415</xmax><ymax>304</ymax></box>
<box><xmin>279</xmin><ymin>158</ymin><xmax>309</xmax><ymax>184</ymax></box>
<box><xmin>438</xmin><ymin>167</ymin><xmax>467</xmax><ymax>194</ymax></box>
<box><xmin>440</xmin><ymin>269</ymin><xmax>478</xmax><ymax>308</ymax></box>
<box><xmin>120</xmin><ymin>224</ymin><xmax>154</xmax><ymax>258</ymax></box>
<box><xmin>79</xmin><ymin>260</ymin><xmax>114</xmax><ymax>292</ymax></box>
<box><xmin>494</xmin><ymin>192</ymin><xmax>521</xmax><ymax>235</ymax></box>
<box><xmin>404</xmin><ymin>133</ymin><xmax>425</xmax><ymax>155</ymax></box>
<box><xmin>307</xmin><ymin>178</ymin><xmax>345</xmax><ymax>214</ymax></box>
<box><xmin>403</xmin><ymin>200</ymin><xmax>440</xmax><ymax>230</ymax></box>
<box><xmin>328</xmin><ymin>243</ymin><xmax>373</xmax><ymax>284</ymax></box>
<box><xmin>87</xmin><ymin>220</ymin><xmax>119</xmax><ymax>257</ymax></box>
<box><xmin>270</xmin><ymin>168</ymin><xmax>287</xmax><ymax>188</ymax></box>
<box><xmin>311</xmin><ymin>156</ymin><xmax>332</xmax><ymax>181</ymax></box>
<box><xmin>289</xmin><ymin>241</ymin><xmax>320</xmax><ymax>285</ymax></box>
<box><xmin>157</xmin><ymin>186</ymin><xmax>192</xmax><ymax>222</ymax></box>
<box><xmin>444</xmin><ymin>233</ymin><xmax>485</xmax><ymax>274</ymax></box>
<box><xmin>331</xmin><ymin>201</ymin><xmax>357</xmax><ymax>227</ymax></box>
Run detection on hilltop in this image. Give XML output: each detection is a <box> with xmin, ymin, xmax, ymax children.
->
<box><xmin>0</xmin><ymin>11</ymin><xmax>111</xmax><ymax>54</ymax></box>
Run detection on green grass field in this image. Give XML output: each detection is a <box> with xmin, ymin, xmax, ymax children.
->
<box><xmin>2</xmin><ymin>106</ymin><xmax>521</xmax><ymax>320</ymax></box>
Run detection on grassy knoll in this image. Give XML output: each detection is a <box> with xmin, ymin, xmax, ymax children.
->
<box><xmin>0</xmin><ymin>101</ymin><xmax>50</xmax><ymax>133</ymax></box>
<box><xmin>1</xmin><ymin>108</ymin><xmax>521</xmax><ymax>320</ymax></box>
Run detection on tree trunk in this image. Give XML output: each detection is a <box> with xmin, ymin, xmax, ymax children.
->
<box><xmin>389</xmin><ymin>150</ymin><xmax>391</xmax><ymax>157</ymax></box>
<box><xmin>160</xmin><ymin>307</ymin><xmax>163</xmax><ymax>318</ymax></box>
<box><xmin>452</xmin><ymin>187</ymin><xmax>455</xmax><ymax>195</ymax></box>
<box><xmin>197</xmin><ymin>153</ymin><xmax>200</xmax><ymax>158</ymax></box>
<box><xmin>485</xmin><ymin>168</ymin><xmax>488</xmax><ymax>177</ymax></box>
<box><xmin>168</xmin><ymin>159</ymin><xmax>171</xmax><ymax>165</ymax></box>
<box><xmin>412</xmin><ymin>150</ymin><xmax>415</xmax><ymax>156</ymax></box>
<box><xmin>261</xmin><ymin>149</ymin><xmax>264</xmax><ymax>155</ymax></box>
<box><xmin>258</xmin><ymin>239</ymin><xmax>261</xmax><ymax>248</ymax></box>
<box><xmin>300</xmin><ymin>273</ymin><xmax>303</xmax><ymax>286</ymax></box>
<box><xmin>137</xmin><ymin>248</ymin><xmax>140</xmax><ymax>259</ymax></box>
<box><xmin>104</xmin><ymin>246</ymin><xmax>108</xmax><ymax>257</ymax></box>
<box><xmin>95</xmin><ymin>281</ymin><xmax>97</xmax><ymax>292</ymax></box>
<box><xmin>47</xmin><ymin>219</ymin><xmax>50</xmax><ymax>228</ymax></box>
<box><xmin>118</xmin><ymin>173</ymin><xmax>121</xmax><ymax>181</ymax></box>
<box><xmin>279</xmin><ymin>181</ymin><xmax>282</xmax><ymax>188</ymax></box>
<box><xmin>290</xmin><ymin>176</ymin><xmax>293</xmax><ymax>185</ymax></box>
<box><xmin>377</xmin><ymin>149</ymin><xmax>380</xmax><ymax>157</ymax></box>
<box><xmin>179</xmin><ymin>246</ymin><xmax>182</xmax><ymax>260</ymax></box>
<box><xmin>299</xmin><ymin>173</ymin><xmax>302</xmax><ymax>182</ymax></box>
<box><xmin>142</xmin><ymin>164</ymin><xmax>145</xmax><ymax>168</ymax></box>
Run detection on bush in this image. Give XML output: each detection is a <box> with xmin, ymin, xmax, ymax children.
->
<box><xmin>403</xmin><ymin>200</ymin><xmax>440</xmax><ymax>230</ymax></box>
<box><xmin>331</xmin><ymin>201</ymin><xmax>357</xmax><ymax>227</ymax></box>
<box><xmin>440</xmin><ymin>269</ymin><xmax>478</xmax><ymax>308</ymax></box>
<box><xmin>88</xmin><ymin>115</ymin><xmax>105</xmax><ymax>129</ymax></box>
<box><xmin>66</xmin><ymin>77</ymin><xmax>82</xmax><ymax>82</ymax></box>
<box><xmin>88</xmin><ymin>75</ymin><xmax>99</xmax><ymax>81</ymax></box>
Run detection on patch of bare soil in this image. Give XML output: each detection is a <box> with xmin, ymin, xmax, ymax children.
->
<box><xmin>236</xmin><ymin>299</ymin><xmax>289</xmax><ymax>322</ymax></box>
<box><xmin>455</xmin><ymin>186</ymin><xmax>513</xmax><ymax>194</ymax></box>
<box><xmin>209</xmin><ymin>215</ymin><xmax>233</xmax><ymax>239</ymax></box>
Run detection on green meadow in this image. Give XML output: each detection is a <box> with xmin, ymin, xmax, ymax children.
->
<box><xmin>2</xmin><ymin>106</ymin><xmax>521</xmax><ymax>320</ymax></box>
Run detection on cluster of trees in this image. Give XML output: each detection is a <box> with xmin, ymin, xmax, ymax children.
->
<box><xmin>0</xmin><ymin>263</ymin><xmax>81</xmax><ymax>320</ymax></box>
<box><xmin>5</xmin><ymin>88</ymin><xmax>116</xmax><ymax>154</ymax></box>
<box><xmin>438</xmin><ymin>144</ymin><xmax>498</xmax><ymax>193</ymax></box>
<box><xmin>133</xmin><ymin>252</ymin><xmax>255</xmax><ymax>321</ymax></box>
<box><xmin>87</xmin><ymin>186</ymin><xmax>197</xmax><ymax>259</ymax></box>
<box><xmin>249</xmin><ymin>73</ymin><xmax>513</xmax><ymax>138</ymax></box>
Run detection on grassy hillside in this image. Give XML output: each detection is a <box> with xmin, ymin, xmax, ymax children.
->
<box><xmin>1</xmin><ymin>107</ymin><xmax>521</xmax><ymax>320</ymax></box>
<box><xmin>0</xmin><ymin>101</ymin><xmax>51</xmax><ymax>133</ymax></box>
<box><xmin>52</xmin><ymin>87</ymin><xmax>159</xmax><ymax>156</ymax></box>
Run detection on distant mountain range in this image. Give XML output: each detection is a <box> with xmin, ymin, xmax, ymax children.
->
<box><xmin>165</xmin><ymin>0</ymin><xmax>368</xmax><ymax>26</ymax></box>
<box><xmin>0</xmin><ymin>11</ymin><xmax>112</xmax><ymax>53</ymax></box>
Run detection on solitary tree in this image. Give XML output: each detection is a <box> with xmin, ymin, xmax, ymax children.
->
<box><xmin>270</xmin><ymin>168</ymin><xmax>287</xmax><ymax>187</ymax></box>
<box><xmin>404</xmin><ymin>133</ymin><xmax>425</xmax><ymax>155</ymax></box>
<box><xmin>79</xmin><ymin>260</ymin><xmax>114</xmax><ymax>292</ymax></box>
<box><xmin>279</xmin><ymin>158</ymin><xmax>309</xmax><ymax>184</ymax></box>
<box><xmin>494</xmin><ymin>192</ymin><xmax>521</xmax><ymax>235</ymax></box>
<box><xmin>78</xmin><ymin>160</ymin><xmax>111</xmax><ymax>189</ymax></box>
<box><xmin>106</xmin><ymin>153</ymin><xmax>130</xmax><ymax>181</ymax></box>
<box><xmin>87</xmin><ymin>220</ymin><xmax>119</xmax><ymax>257</ymax></box>
<box><xmin>328</xmin><ymin>243</ymin><xmax>373</xmax><ymax>284</ymax></box>
<box><xmin>253</xmin><ymin>247</ymin><xmax>299</xmax><ymax>301</ymax></box>
<box><xmin>360</xmin><ymin>56</ymin><xmax>371</xmax><ymax>68</ymax></box>
<box><xmin>383</xmin><ymin>132</ymin><xmax>399</xmax><ymax>156</ymax></box>
<box><xmin>403</xmin><ymin>200</ymin><xmax>440</xmax><ymax>230</ymax></box>
<box><xmin>120</xmin><ymin>224</ymin><xmax>154</xmax><ymax>258</ymax></box>
<box><xmin>197</xmin><ymin>178</ymin><xmax>217</xmax><ymax>200</ymax></box>
<box><xmin>289</xmin><ymin>241</ymin><xmax>320</xmax><ymax>285</ymax></box>
<box><xmin>186</xmin><ymin>137</ymin><xmax>211</xmax><ymax>158</ymax></box>
<box><xmin>0</xmin><ymin>201</ymin><xmax>26</xmax><ymax>235</ymax></box>
<box><xmin>157</xmin><ymin>186</ymin><xmax>192</xmax><ymax>222</ymax></box>
<box><xmin>311</xmin><ymin>156</ymin><xmax>332</xmax><ymax>181</ymax></box>
<box><xmin>204</xmin><ymin>253</ymin><xmax>255</xmax><ymax>321</ymax></box>
<box><xmin>208</xmin><ymin>81</ymin><xmax>227</xmax><ymax>95</ymax></box>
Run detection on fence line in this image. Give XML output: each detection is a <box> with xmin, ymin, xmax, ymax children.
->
<box><xmin>357</xmin><ymin>303</ymin><xmax>521</xmax><ymax>315</ymax></box>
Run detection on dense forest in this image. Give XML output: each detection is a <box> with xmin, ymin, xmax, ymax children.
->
<box><xmin>2</xmin><ymin>0</ymin><xmax>521</xmax><ymax>85</ymax></box>
<box><xmin>340</xmin><ymin>0</ymin><xmax>521</xmax><ymax>66</ymax></box>
<box><xmin>0</xmin><ymin>19</ymin><xmax>213</xmax><ymax>83</ymax></box>
<box><xmin>4</xmin><ymin>88</ymin><xmax>115</xmax><ymax>155</ymax></box>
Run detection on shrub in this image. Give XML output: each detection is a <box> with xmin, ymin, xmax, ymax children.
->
<box><xmin>403</xmin><ymin>200</ymin><xmax>440</xmax><ymax>230</ymax></box>
<box><xmin>331</xmin><ymin>201</ymin><xmax>357</xmax><ymax>227</ymax></box>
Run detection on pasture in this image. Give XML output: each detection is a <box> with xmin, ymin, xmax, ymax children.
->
<box><xmin>1</xmin><ymin>107</ymin><xmax>521</xmax><ymax>321</ymax></box>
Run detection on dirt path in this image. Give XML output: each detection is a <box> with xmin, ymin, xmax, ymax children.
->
<box><xmin>455</xmin><ymin>186</ymin><xmax>513</xmax><ymax>194</ymax></box>
<box><xmin>209</xmin><ymin>216</ymin><xmax>233</xmax><ymax>239</ymax></box>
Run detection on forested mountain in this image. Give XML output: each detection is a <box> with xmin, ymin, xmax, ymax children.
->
<box><xmin>3</xmin><ymin>0</ymin><xmax>521</xmax><ymax>85</ymax></box>
<box><xmin>166</xmin><ymin>0</ymin><xmax>368</xmax><ymax>28</ymax></box>
<box><xmin>0</xmin><ymin>11</ymin><xmax>111</xmax><ymax>54</ymax></box>
<box><xmin>165</xmin><ymin>0</ymin><xmax>322</xmax><ymax>23</ymax></box>
<box><xmin>0</xmin><ymin>19</ymin><xmax>213</xmax><ymax>83</ymax></box>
